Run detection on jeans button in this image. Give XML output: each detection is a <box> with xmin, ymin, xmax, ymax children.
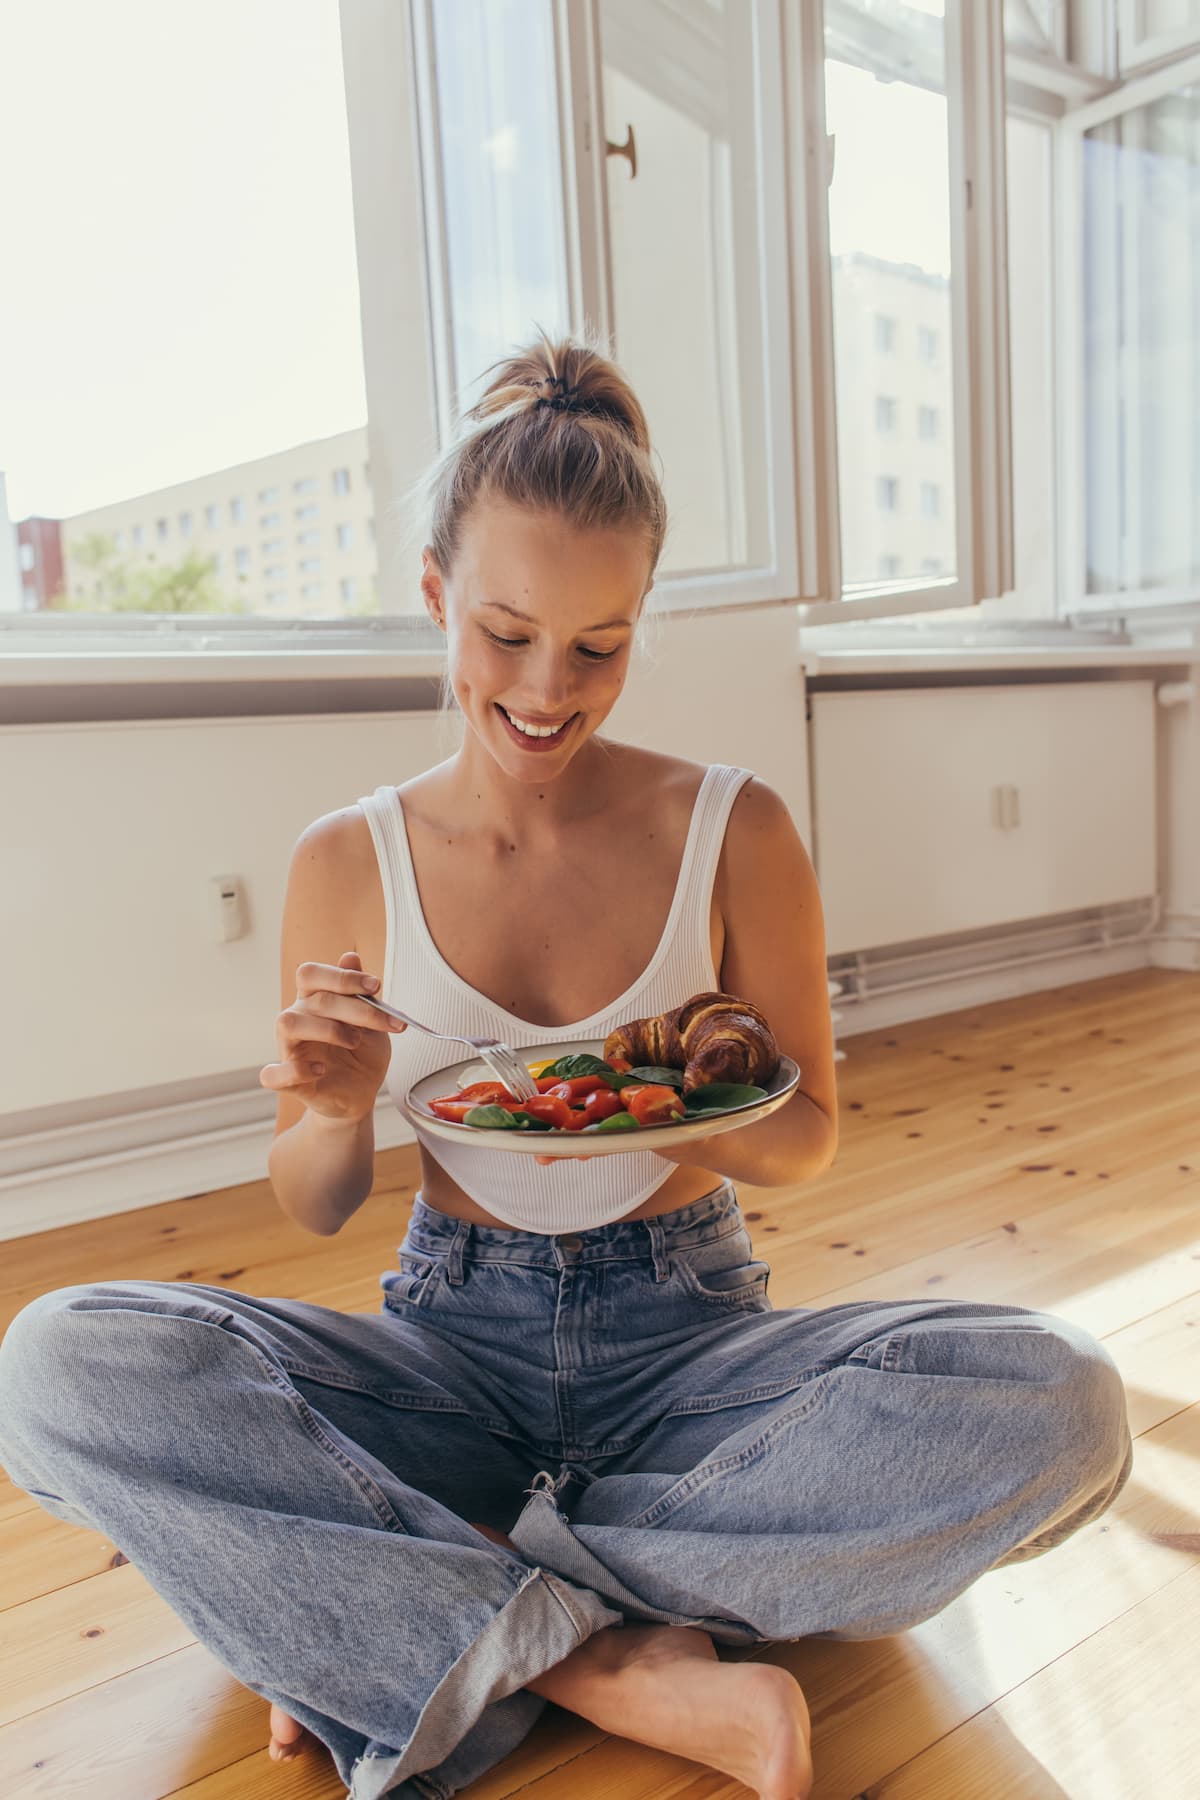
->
<box><xmin>558</xmin><ymin>1234</ymin><xmax>583</xmax><ymax>1252</ymax></box>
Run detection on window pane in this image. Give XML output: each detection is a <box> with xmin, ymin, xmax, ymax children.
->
<box><xmin>1083</xmin><ymin>81</ymin><xmax>1200</xmax><ymax>593</ymax></box>
<box><xmin>429</xmin><ymin>0</ymin><xmax>568</xmax><ymax>418</ymax></box>
<box><xmin>599</xmin><ymin>0</ymin><xmax>773</xmax><ymax>575</ymax></box>
<box><xmin>1</xmin><ymin>0</ymin><xmax>378</xmax><ymax>619</ymax></box>
<box><xmin>825</xmin><ymin>0</ymin><xmax>958</xmax><ymax>592</ymax></box>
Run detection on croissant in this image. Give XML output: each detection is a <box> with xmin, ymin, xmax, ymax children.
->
<box><xmin>604</xmin><ymin>991</ymin><xmax>779</xmax><ymax>1095</ymax></box>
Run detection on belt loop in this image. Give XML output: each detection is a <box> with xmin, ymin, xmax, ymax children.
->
<box><xmin>446</xmin><ymin>1220</ymin><xmax>471</xmax><ymax>1286</ymax></box>
<box><xmin>644</xmin><ymin>1218</ymin><xmax>671</xmax><ymax>1282</ymax></box>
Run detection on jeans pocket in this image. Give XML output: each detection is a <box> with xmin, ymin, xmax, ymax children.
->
<box><xmin>381</xmin><ymin>1251</ymin><xmax>439</xmax><ymax>1312</ymax></box>
<box><xmin>671</xmin><ymin>1230</ymin><xmax>771</xmax><ymax>1308</ymax></box>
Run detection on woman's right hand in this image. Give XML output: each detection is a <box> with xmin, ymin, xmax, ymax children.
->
<box><xmin>258</xmin><ymin>950</ymin><xmax>406</xmax><ymax>1123</ymax></box>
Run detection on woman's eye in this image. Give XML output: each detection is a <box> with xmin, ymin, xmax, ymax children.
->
<box><xmin>485</xmin><ymin>630</ymin><xmax>526</xmax><ymax>648</ymax></box>
<box><xmin>579</xmin><ymin>646</ymin><xmax>618</xmax><ymax>661</ymax></box>
<box><xmin>484</xmin><ymin>627</ymin><xmax>616</xmax><ymax>661</ymax></box>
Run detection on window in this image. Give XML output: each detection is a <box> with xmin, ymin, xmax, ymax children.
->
<box><xmin>234</xmin><ymin>547</ymin><xmax>250</xmax><ymax>572</ymax></box>
<box><xmin>297</xmin><ymin>529</ymin><xmax>320</xmax><ymax>546</ymax></box>
<box><xmin>295</xmin><ymin>502</ymin><xmax>319</xmax><ymax>520</ymax></box>
<box><xmin>918</xmin><ymin>405</ymin><xmax>939</xmax><ymax>439</ymax></box>
<box><xmin>920</xmin><ymin>556</ymin><xmax>944</xmax><ymax>573</ymax></box>
<box><xmin>230</xmin><ymin>498</ymin><xmax>245</xmax><ymax>524</ymax></box>
<box><xmin>19</xmin><ymin>542</ymin><xmax>34</xmax><ymax>571</ymax></box>
<box><xmin>1080</xmin><ymin>73</ymin><xmax>1200</xmax><ymax>596</ymax></box>
<box><xmin>332</xmin><ymin>467</ymin><xmax>350</xmax><ymax>495</ymax></box>
<box><xmin>156</xmin><ymin>518</ymin><xmax>168</xmax><ymax>540</ymax></box>
<box><xmin>114</xmin><ymin>530</ymin><xmax>125</xmax><ymax>552</ymax></box>
<box><xmin>263</xmin><ymin>563</ymin><xmax>287</xmax><ymax>579</ymax></box>
<box><xmin>258</xmin><ymin>485</ymin><xmax>280</xmax><ymax>502</ymax></box>
<box><xmin>262</xmin><ymin>537</ymin><xmax>283</xmax><ymax>554</ymax></box>
<box><xmin>300</xmin><ymin>581</ymin><xmax>321</xmax><ymax>599</ymax></box>
<box><xmin>260</xmin><ymin>512</ymin><xmax>281</xmax><ymax>528</ymax></box>
<box><xmin>293</xmin><ymin>476</ymin><xmax>318</xmax><ymax>494</ymax></box>
<box><xmin>340</xmin><ymin>576</ymin><xmax>357</xmax><ymax>600</ymax></box>
<box><xmin>920</xmin><ymin>481</ymin><xmax>940</xmax><ymax>518</ymax></box>
<box><xmin>875</xmin><ymin>396</ymin><xmax>897</xmax><ymax>433</ymax></box>
<box><xmin>877</xmin><ymin>476</ymin><xmax>899</xmax><ymax>512</ymax></box>
<box><xmin>299</xmin><ymin>556</ymin><xmax>321</xmax><ymax>573</ymax></box>
<box><xmin>336</xmin><ymin>521</ymin><xmax>353</xmax><ymax>550</ymax></box>
<box><xmin>132</xmin><ymin>524</ymin><xmax>143</xmax><ymax>548</ymax></box>
<box><xmin>265</xmin><ymin>589</ymin><xmax>288</xmax><ymax>604</ymax></box>
<box><xmin>917</xmin><ymin>325</ymin><xmax>939</xmax><ymax>364</ymax></box>
<box><xmin>179</xmin><ymin>511</ymin><xmax>192</xmax><ymax>535</ymax></box>
<box><xmin>878</xmin><ymin>553</ymin><xmax>902</xmax><ymax>577</ymax></box>
<box><xmin>204</xmin><ymin>503</ymin><xmax>219</xmax><ymax>528</ymax></box>
<box><xmin>874</xmin><ymin>314</ymin><xmax>897</xmax><ymax>353</ymax></box>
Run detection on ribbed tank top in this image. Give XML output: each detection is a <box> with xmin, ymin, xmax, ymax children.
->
<box><xmin>355</xmin><ymin>762</ymin><xmax>754</xmax><ymax>1233</ymax></box>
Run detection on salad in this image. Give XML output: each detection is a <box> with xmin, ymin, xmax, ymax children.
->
<box><xmin>424</xmin><ymin>1052</ymin><xmax>768</xmax><ymax>1135</ymax></box>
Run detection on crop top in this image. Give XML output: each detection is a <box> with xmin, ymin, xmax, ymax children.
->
<box><xmin>355</xmin><ymin>761</ymin><xmax>754</xmax><ymax>1232</ymax></box>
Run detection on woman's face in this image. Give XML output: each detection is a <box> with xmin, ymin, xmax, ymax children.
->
<box><xmin>422</xmin><ymin>498</ymin><xmax>650</xmax><ymax>780</ymax></box>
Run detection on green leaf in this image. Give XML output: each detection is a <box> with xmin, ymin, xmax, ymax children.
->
<box><xmin>537</xmin><ymin>1053</ymin><xmax>614</xmax><ymax>1079</ymax></box>
<box><xmin>463</xmin><ymin>1104</ymin><xmax>524</xmax><ymax>1129</ymax></box>
<box><xmin>682</xmin><ymin>1083</ymin><xmax>768</xmax><ymax>1114</ymax></box>
<box><xmin>582</xmin><ymin>1111</ymin><xmax>643</xmax><ymax>1133</ymax></box>
<box><xmin>625</xmin><ymin>1066</ymin><xmax>685</xmax><ymax>1090</ymax></box>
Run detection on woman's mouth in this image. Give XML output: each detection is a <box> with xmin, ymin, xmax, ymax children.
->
<box><xmin>495</xmin><ymin>704</ymin><xmax>578</xmax><ymax>751</ymax></box>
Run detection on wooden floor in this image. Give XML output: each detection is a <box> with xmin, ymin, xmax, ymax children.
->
<box><xmin>1</xmin><ymin>966</ymin><xmax>1198</xmax><ymax>1799</ymax></box>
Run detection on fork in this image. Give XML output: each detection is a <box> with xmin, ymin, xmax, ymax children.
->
<box><xmin>358</xmin><ymin>994</ymin><xmax>541</xmax><ymax>1100</ymax></box>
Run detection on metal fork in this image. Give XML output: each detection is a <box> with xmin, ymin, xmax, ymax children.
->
<box><xmin>359</xmin><ymin>994</ymin><xmax>541</xmax><ymax>1100</ymax></box>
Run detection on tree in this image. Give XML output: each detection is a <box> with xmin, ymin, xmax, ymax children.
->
<box><xmin>59</xmin><ymin>532</ymin><xmax>250</xmax><ymax>614</ymax></box>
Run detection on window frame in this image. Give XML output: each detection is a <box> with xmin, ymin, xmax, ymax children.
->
<box><xmin>1054</xmin><ymin>45</ymin><xmax>1200</xmax><ymax>619</ymax></box>
<box><xmin>1116</xmin><ymin>2</ymin><xmax>1200</xmax><ymax>74</ymax></box>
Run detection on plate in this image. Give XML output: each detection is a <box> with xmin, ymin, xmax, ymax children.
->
<box><xmin>403</xmin><ymin>1038</ymin><xmax>801</xmax><ymax>1157</ymax></box>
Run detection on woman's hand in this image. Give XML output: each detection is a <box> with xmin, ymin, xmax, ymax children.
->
<box><xmin>534</xmin><ymin>1151</ymin><xmax>595</xmax><ymax>1166</ymax></box>
<box><xmin>258</xmin><ymin>951</ymin><xmax>405</xmax><ymax>1123</ymax></box>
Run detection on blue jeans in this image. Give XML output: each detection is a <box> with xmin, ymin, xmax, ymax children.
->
<box><xmin>0</xmin><ymin>1180</ymin><xmax>1132</xmax><ymax>1800</ymax></box>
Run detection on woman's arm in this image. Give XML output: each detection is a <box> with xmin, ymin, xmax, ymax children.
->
<box><xmin>655</xmin><ymin>778</ymin><xmax>839</xmax><ymax>1188</ymax></box>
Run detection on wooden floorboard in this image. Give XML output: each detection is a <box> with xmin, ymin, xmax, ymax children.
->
<box><xmin>0</xmin><ymin>968</ymin><xmax>1196</xmax><ymax>1798</ymax></box>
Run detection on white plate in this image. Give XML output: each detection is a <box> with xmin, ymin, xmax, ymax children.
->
<box><xmin>403</xmin><ymin>1038</ymin><xmax>801</xmax><ymax>1157</ymax></box>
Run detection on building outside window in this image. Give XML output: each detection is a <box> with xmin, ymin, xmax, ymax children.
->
<box><xmin>234</xmin><ymin>547</ymin><xmax>250</xmax><ymax>572</ymax></box>
<box><xmin>262</xmin><ymin>537</ymin><xmax>283</xmax><ymax>554</ymax></box>
<box><xmin>876</xmin><ymin>475</ymin><xmax>899</xmax><ymax>511</ymax></box>
<box><xmin>921</xmin><ymin>480</ymin><xmax>940</xmax><ymax>517</ymax></box>
<box><xmin>294</xmin><ymin>476</ymin><xmax>318</xmax><ymax>494</ymax></box>
<box><xmin>875</xmin><ymin>313</ymin><xmax>897</xmax><ymax>352</ymax></box>
<box><xmin>156</xmin><ymin>518</ymin><xmax>168</xmax><ymax>540</ymax></box>
<box><xmin>300</xmin><ymin>581</ymin><xmax>321</xmax><ymax>599</ymax></box>
<box><xmin>918</xmin><ymin>324</ymin><xmax>939</xmax><ymax>363</ymax></box>
<box><xmin>179</xmin><ymin>511</ymin><xmax>191</xmax><ymax>536</ymax></box>
<box><xmin>340</xmin><ymin>576</ymin><xmax>357</xmax><ymax>600</ymax></box>
<box><xmin>336</xmin><ymin>521</ymin><xmax>353</xmax><ymax>550</ymax></box>
<box><xmin>230</xmin><ymin>497</ymin><xmax>245</xmax><ymax>523</ymax></box>
<box><xmin>204</xmin><ymin>504</ymin><xmax>219</xmax><ymax>528</ymax></box>
<box><xmin>332</xmin><ymin>467</ymin><xmax>351</xmax><ymax>495</ymax></box>
<box><xmin>132</xmin><ymin>525</ymin><xmax>143</xmax><ymax>548</ymax></box>
<box><xmin>878</xmin><ymin>553</ymin><xmax>902</xmax><ymax>576</ymax></box>
<box><xmin>258</xmin><ymin>486</ymin><xmax>280</xmax><ymax>502</ymax></box>
<box><xmin>263</xmin><ymin>564</ymin><xmax>286</xmax><ymax>579</ymax></box>
<box><xmin>297</xmin><ymin>529</ymin><xmax>320</xmax><ymax>546</ymax></box>
<box><xmin>260</xmin><ymin>512</ymin><xmax>281</xmax><ymax>528</ymax></box>
<box><xmin>875</xmin><ymin>395</ymin><xmax>897</xmax><ymax>432</ymax></box>
<box><xmin>918</xmin><ymin>404</ymin><xmax>939</xmax><ymax>439</ymax></box>
<box><xmin>296</xmin><ymin>502</ymin><xmax>319</xmax><ymax>520</ymax></box>
<box><xmin>299</xmin><ymin>557</ymin><xmax>321</xmax><ymax>573</ymax></box>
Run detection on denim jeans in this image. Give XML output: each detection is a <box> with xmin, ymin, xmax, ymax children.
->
<box><xmin>0</xmin><ymin>1179</ymin><xmax>1132</xmax><ymax>1800</ymax></box>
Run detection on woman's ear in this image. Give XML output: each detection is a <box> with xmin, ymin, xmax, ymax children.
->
<box><xmin>420</xmin><ymin>548</ymin><xmax>446</xmax><ymax>630</ymax></box>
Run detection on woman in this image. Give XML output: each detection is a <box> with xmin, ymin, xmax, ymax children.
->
<box><xmin>0</xmin><ymin>332</ymin><xmax>1132</xmax><ymax>1800</ymax></box>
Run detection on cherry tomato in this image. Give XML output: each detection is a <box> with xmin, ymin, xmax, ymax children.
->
<box><xmin>579</xmin><ymin>1088</ymin><xmax>625</xmax><ymax>1125</ymax></box>
<box><xmin>561</xmin><ymin>1107</ymin><xmax>594</xmax><ymax>1132</ymax></box>
<box><xmin>509</xmin><ymin>1094</ymin><xmax>573</xmax><ymax>1130</ymax></box>
<box><xmin>620</xmin><ymin>1084</ymin><xmax>686</xmax><ymax>1126</ymax></box>
<box><xmin>546</xmin><ymin>1075</ymin><xmax>610</xmax><ymax>1102</ymax></box>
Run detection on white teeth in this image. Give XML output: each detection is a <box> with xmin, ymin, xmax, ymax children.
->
<box><xmin>502</xmin><ymin>707</ymin><xmax>568</xmax><ymax>738</ymax></box>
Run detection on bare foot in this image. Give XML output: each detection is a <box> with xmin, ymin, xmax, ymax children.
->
<box><xmin>527</xmin><ymin>1621</ymin><xmax>813</xmax><ymax>1799</ymax></box>
<box><xmin>268</xmin><ymin>1701</ymin><xmax>315</xmax><ymax>1763</ymax></box>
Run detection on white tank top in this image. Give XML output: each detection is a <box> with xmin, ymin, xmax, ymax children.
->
<box><xmin>356</xmin><ymin>762</ymin><xmax>754</xmax><ymax>1233</ymax></box>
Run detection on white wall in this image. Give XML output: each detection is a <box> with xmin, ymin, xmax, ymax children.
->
<box><xmin>2</xmin><ymin>604</ymin><xmax>807</xmax><ymax>1117</ymax></box>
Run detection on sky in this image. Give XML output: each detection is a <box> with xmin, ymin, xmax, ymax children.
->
<box><xmin>0</xmin><ymin>0</ymin><xmax>951</xmax><ymax>522</ymax></box>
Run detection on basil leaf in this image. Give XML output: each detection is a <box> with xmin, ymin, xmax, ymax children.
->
<box><xmin>537</xmin><ymin>1053</ymin><xmax>613</xmax><ymax>1079</ymax></box>
<box><xmin>463</xmin><ymin>1104</ymin><xmax>524</xmax><ymax>1129</ymax></box>
<box><xmin>583</xmin><ymin>1111</ymin><xmax>643</xmax><ymax>1133</ymax></box>
<box><xmin>682</xmin><ymin>1083</ymin><xmax>768</xmax><ymax>1113</ymax></box>
<box><xmin>626</xmin><ymin>1065</ymin><xmax>685</xmax><ymax>1090</ymax></box>
<box><xmin>514</xmin><ymin>1113</ymin><xmax>554</xmax><ymax>1131</ymax></box>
